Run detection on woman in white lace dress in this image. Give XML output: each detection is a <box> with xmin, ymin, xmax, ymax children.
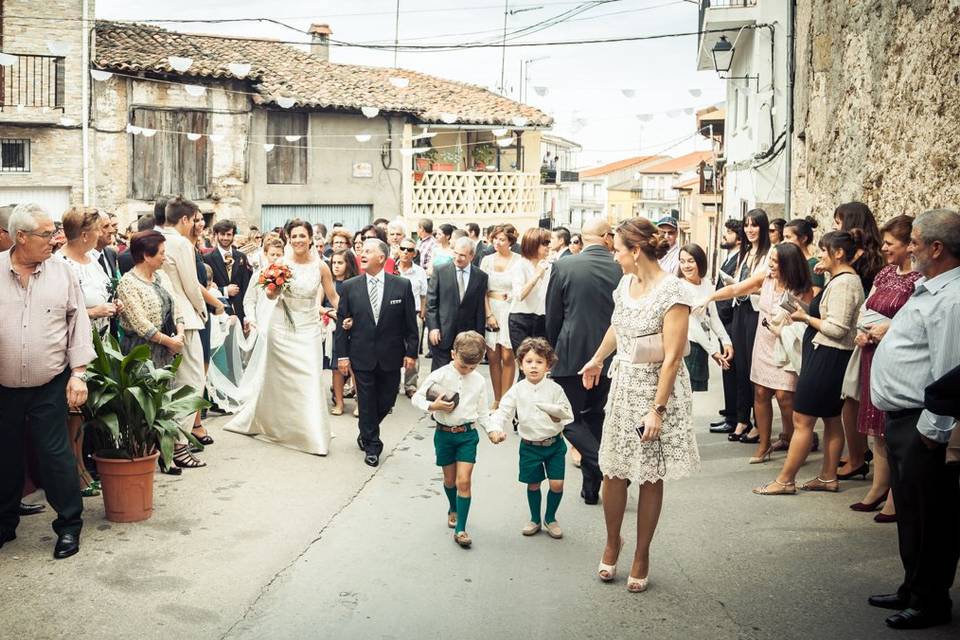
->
<box><xmin>480</xmin><ymin>224</ymin><xmax>523</xmax><ymax>408</ymax></box>
<box><xmin>224</xmin><ymin>220</ymin><xmax>339</xmax><ymax>455</ymax></box>
<box><xmin>579</xmin><ymin>217</ymin><xmax>699</xmax><ymax>594</ymax></box>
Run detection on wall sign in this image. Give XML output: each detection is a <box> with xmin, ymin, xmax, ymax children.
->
<box><xmin>352</xmin><ymin>161</ymin><xmax>373</xmax><ymax>178</ymax></box>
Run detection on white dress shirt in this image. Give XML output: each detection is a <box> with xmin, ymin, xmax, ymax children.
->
<box><xmin>493</xmin><ymin>377</ymin><xmax>574</xmax><ymax>440</ymax></box>
<box><xmin>411</xmin><ymin>363</ymin><xmax>493</xmax><ymax>433</ymax></box>
<box><xmin>659</xmin><ymin>243</ymin><xmax>681</xmax><ymax>274</ymax></box>
<box><xmin>455</xmin><ymin>263</ymin><xmax>472</xmax><ymax>293</ymax></box>
<box><xmin>398</xmin><ymin>262</ymin><xmax>428</xmax><ymax>312</ymax></box>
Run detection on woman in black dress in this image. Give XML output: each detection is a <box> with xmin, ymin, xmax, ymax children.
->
<box><xmin>754</xmin><ymin>231</ymin><xmax>865</xmax><ymax>495</ymax></box>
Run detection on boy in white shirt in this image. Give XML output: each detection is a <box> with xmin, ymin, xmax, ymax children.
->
<box><xmin>493</xmin><ymin>338</ymin><xmax>573</xmax><ymax>539</ymax></box>
<box><xmin>412</xmin><ymin>331</ymin><xmax>506</xmax><ymax>548</ymax></box>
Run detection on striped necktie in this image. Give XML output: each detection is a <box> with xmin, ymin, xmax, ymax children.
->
<box><xmin>368</xmin><ymin>276</ymin><xmax>381</xmax><ymax>322</ymax></box>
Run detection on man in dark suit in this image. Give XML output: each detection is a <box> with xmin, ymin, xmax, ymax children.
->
<box><xmin>711</xmin><ymin>219</ymin><xmax>742</xmax><ymax>433</ymax></box>
<box><xmin>336</xmin><ymin>239</ymin><xmax>419</xmax><ymax>467</ymax></box>
<box><xmin>551</xmin><ymin>226</ymin><xmax>573</xmax><ymax>261</ymax></box>
<box><xmin>427</xmin><ymin>237</ymin><xmax>488</xmax><ymax>371</ymax></box>
<box><xmin>545</xmin><ymin>218</ymin><xmax>621</xmax><ymax>505</ymax></box>
<box><xmin>203</xmin><ymin>219</ymin><xmax>252</xmax><ymax>326</ymax></box>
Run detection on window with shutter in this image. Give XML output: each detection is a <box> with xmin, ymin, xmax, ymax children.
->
<box><xmin>130</xmin><ymin>108</ymin><xmax>210</xmax><ymax>200</ymax></box>
<box><xmin>266</xmin><ymin>111</ymin><xmax>308</xmax><ymax>184</ymax></box>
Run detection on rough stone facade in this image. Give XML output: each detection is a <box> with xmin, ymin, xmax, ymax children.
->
<box><xmin>0</xmin><ymin>0</ymin><xmax>90</xmax><ymax>211</ymax></box>
<box><xmin>792</xmin><ymin>0</ymin><xmax>960</xmax><ymax>224</ymax></box>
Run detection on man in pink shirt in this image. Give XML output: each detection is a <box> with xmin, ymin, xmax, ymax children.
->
<box><xmin>0</xmin><ymin>203</ymin><xmax>95</xmax><ymax>560</ymax></box>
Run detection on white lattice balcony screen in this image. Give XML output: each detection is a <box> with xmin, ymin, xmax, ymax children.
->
<box><xmin>411</xmin><ymin>171</ymin><xmax>542</xmax><ymax>218</ymax></box>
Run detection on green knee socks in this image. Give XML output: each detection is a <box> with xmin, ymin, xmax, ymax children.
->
<box><xmin>544</xmin><ymin>490</ymin><xmax>563</xmax><ymax>524</ymax></box>
<box><xmin>455</xmin><ymin>494</ymin><xmax>471</xmax><ymax>534</ymax></box>
<box><xmin>527</xmin><ymin>488</ymin><xmax>542</xmax><ymax>524</ymax></box>
<box><xmin>444</xmin><ymin>484</ymin><xmax>457</xmax><ymax>514</ymax></box>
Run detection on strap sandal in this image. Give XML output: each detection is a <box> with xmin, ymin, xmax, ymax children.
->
<box><xmin>800</xmin><ymin>477</ymin><xmax>839</xmax><ymax>492</ymax></box>
<box><xmin>453</xmin><ymin>531</ymin><xmax>472</xmax><ymax>548</ymax></box>
<box><xmin>598</xmin><ymin>539</ymin><xmax>624</xmax><ymax>582</ymax></box>
<box><xmin>191</xmin><ymin>427</ymin><xmax>214</xmax><ymax>445</ymax></box>
<box><xmin>752</xmin><ymin>480</ymin><xmax>797</xmax><ymax>495</ymax></box>
<box><xmin>173</xmin><ymin>446</ymin><xmax>207</xmax><ymax>469</ymax></box>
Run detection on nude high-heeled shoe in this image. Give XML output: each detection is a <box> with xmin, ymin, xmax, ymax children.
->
<box><xmin>627</xmin><ymin>575</ymin><xmax>649</xmax><ymax>593</ymax></box>
<box><xmin>598</xmin><ymin>539</ymin><xmax>624</xmax><ymax>582</ymax></box>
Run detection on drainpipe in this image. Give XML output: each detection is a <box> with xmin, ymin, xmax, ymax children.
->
<box><xmin>784</xmin><ymin>0</ymin><xmax>795</xmax><ymax>217</ymax></box>
<box><xmin>81</xmin><ymin>0</ymin><xmax>90</xmax><ymax>205</ymax></box>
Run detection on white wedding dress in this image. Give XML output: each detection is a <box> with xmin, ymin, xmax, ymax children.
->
<box><xmin>224</xmin><ymin>257</ymin><xmax>331</xmax><ymax>455</ymax></box>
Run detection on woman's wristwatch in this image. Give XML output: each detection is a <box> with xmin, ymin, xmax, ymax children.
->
<box><xmin>653</xmin><ymin>404</ymin><xmax>667</xmax><ymax>418</ymax></box>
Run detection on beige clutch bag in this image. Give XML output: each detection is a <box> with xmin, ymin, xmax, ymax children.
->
<box><xmin>629</xmin><ymin>333</ymin><xmax>691</xmax><ymax>364</ymax></box>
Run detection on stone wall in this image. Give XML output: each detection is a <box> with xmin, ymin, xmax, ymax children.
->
<box><xmin>792</xmin><ymin>0</ymin><xmax>960</xmax><ymax>224</ymax></box>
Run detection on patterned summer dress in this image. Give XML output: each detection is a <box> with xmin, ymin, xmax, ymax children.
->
<box><xmin>857</xmin><ymin>265</ymin><xmax>923</xmax><ymax>437</ymax></box>
<box><xmin>599</xmin><ymin>274</ymin><xmax>701</xmax><ymax>484</ymax></box>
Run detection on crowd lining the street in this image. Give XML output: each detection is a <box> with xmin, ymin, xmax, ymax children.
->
<box><xmin>0</xmin><ymin>197</ymin><xmax>958</xmax><ymax>630</ymax></box>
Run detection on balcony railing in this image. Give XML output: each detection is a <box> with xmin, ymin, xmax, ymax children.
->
<box><xmin>699</xmin><ymin>0</ymin><xmax>758</xmax><ymax>44</ymax></box>
<box><xmin>0</xmin><ymin>54</ymin><xmax>66</xmax><ymax>111</ymax></box>
<box><xmin>411</xmin><ymin>171</ymin><xmax>541</xmax><ymax>218</ymax></box>
<box><xmin>540</xmin><ymin>168</ymin><xmax>580</xmax><ymax>184</ymax></box>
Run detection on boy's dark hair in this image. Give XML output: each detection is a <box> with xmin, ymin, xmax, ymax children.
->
<box><xmin>516</xmin><ymin>337</ymin><xmax>557</xmax><ymax>368</ymax></box>
<box><xmin>452</xmin><ymin>331</ymin><xmax>486</xmax><ymax>365</ymax></box>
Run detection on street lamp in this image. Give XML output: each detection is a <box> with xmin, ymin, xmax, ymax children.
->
<box><xmin>711</xmin><ymin>35</ymin><xmax>759</xmax><ymax>90</ymax></box>
<box><xmin>521</xmin><ymin>56</ymin><xmax>549</xmax><ymax>103</ymax></box>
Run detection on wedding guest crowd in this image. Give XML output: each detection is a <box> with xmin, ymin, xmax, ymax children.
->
<box><xmin>3</xmin><ymin>194</ymin><xmax>957</xmax><ymax>630</ymax></box>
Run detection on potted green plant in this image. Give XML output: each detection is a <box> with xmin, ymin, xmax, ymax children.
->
<box><xmin>472</xmin><ymin>144</ymin><xmax>495</xmax><ymax>171</ymax></box>
<box><xmin>84</xmin><ymin>332</ymin><xmax>209</xmax><ymax>523</ymax></box>
<box><xmin>433</xmin><ymin>148</ymin><xmax>462</xmax><ymax>171</ymax></box>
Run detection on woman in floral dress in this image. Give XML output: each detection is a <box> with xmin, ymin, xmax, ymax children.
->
<box><xmin>579</xmin><ymin>218</ymin><xmax>699</xmax><ymax>594</ymax></box>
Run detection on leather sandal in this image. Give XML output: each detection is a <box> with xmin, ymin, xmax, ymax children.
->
<box><xmin>173</xmin><ymin>446</ymin><xmax>206</xmax><ymax>469</ymax></box>
<box><xmin>752</xmin><ymin>480</ymin><xmax>797</xmax><ymax>495</ymax></box>
<box><xmin>800</xmin><ymin>477</ymin><xmax>839</xmax><ymax>492</ymax></box>
<box><xmin>191</xmin><ymin>427</ymin><xmax>214</xmax><ymax>445</ymax></box>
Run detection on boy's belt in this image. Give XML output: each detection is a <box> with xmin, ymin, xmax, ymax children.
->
<box><xmin>522</xmin><ymin>436</ymin><xmax>558</xmax><ymax>447</ymax></box>
<box><xmin>436</xmin><ymin>422</ymin><xmax>474</xmax><ymax>433</ymax></box>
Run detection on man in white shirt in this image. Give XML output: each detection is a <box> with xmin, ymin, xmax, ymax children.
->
<box><xmin>656</xmin><ymin>214</ymin><xmax>681</xmax><ymax>274</ymax></box>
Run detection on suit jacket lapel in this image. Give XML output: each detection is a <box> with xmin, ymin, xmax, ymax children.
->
<box><xmin>210</xmin><ymin>250</ymin><xmax>228</xmax><ymax>284</ymax></box>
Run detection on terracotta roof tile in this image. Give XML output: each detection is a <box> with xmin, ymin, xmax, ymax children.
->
<box><xmin>579</xmin><ymin>155</ymin><xmax>664</xmax><ymax>178</ymax></box>
<box><xmin>93</xmin><ymin>21</ymin><xmax>552</xmax><ymax>127</ymax></box>
<box><xmin>640</xmin><ymin>150</ymin><xmax>713</xmax><ymax>174</ymax></box>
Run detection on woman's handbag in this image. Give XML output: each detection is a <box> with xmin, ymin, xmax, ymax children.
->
<box><xmin>628</xmin><ymin>333</ymin><xmax>691</xmax><ymax>364</ymax></box>
<box><xmin>841</xmin><ymin>345</ymin><xmax>862</xmax><ymax>401</ymax></box>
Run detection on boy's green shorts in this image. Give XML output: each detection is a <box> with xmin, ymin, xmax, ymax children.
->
<box><xmin>518</xmin><ymin>437</ymin><xmax>567</xmax><ymax>484</ymax></box>
<box><xmin>434</xmin><ymin>427</ymin><xmax>479</xmax><ymax>466</ymax></box>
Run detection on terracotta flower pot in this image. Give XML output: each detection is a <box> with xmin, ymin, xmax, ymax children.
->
<box><xmin>93</xmin><ymin>452</ymin><xmax>160</xmax><ymax>523</ymax></box>
<box><xmin>415</xmin><ymin>157</ymin><xmax>431</xmax><ymax>171</ymax></box>
<box><xmin>432</xmin><ymin>162</ymin><xmax>455</xmax><ymax>171</ymax></box>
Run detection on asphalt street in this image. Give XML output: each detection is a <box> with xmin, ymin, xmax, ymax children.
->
<box><xmin>2</xmin><ymin>362</ymin><xmax>957</xmax><ymax>640</ymax></box>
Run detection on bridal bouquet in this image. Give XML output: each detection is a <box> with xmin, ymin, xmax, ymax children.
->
<box><xmin>258</xmin><ymin>263</ymin><xmax>295</xmax><ymax>326</ymax></box>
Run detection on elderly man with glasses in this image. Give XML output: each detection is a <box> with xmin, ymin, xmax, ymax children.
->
<box><xmin>0</xmin><ymin>203</ymin><xmax>95</xmax><ymax>560</ymax></box>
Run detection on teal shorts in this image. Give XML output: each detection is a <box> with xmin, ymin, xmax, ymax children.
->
<box><xmin>518</xmin><ymin>438</ymin><xmax>567</xmax><ymax>484</ymax></box>
<box><xmin>434</xmin><ymin>427</ymin><xmax>479</xmax><ymax>467</ymax></box>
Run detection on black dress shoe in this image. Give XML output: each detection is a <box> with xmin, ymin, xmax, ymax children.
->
<box><xmin>356</xmin><ymin>435</ymin><xmax>366</xmax><ymax>452</ymax></box>
<box><xmin>710</xmin><ymin>418</ymin><xmax>729</xmax><ymax>428</ymax></box>
<box><xmin>580</xmin><ymin>489</ymin><xmax>599</xmax><ymax>505</ymax></box>
<box><xmin>868</xmin><ymin>593</ymin><xmax>909</xmax><ymax>610</ymax></box>
<box><xmin>885</xmin><ymin>608</ymin><xmax>951</xmax><ymax>630</ymax></box>
<box><xmin>710</xmin><ymin>422</ymin><xmax>736</xmax><ymax>433</ymax></box>
<box><xmin>19</xmin><ymin>502</ymin><xmax>46</xmax><ymax>516</ymax></box>
<box><xmin>53</xmin><ymin>532</ymin><xmax>80</xmax><ymax>559</ymax></box>
<box><xmin>364</xmin><ymin>454</ymin><xmax>379</xmax><ymax>467</ymax></box>
<box><xmin>0</xmin><ymin>530</ymin><xmax>15</xmax><ymax>549</ymax></box>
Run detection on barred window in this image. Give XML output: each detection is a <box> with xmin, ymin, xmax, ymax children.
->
<box><xmin>0</xmin><ymin>139</ymin><xmax>30</xmax><ymax>172</ymax></box>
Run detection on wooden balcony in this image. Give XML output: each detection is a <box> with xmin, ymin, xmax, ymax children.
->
<box><xmin>410</xmin><ymin>171</ymin><xmax>542</xmax><ymax>223</ymax></box>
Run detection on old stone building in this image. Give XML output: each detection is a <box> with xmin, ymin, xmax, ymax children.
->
<box><xmin>0</xmin><ymin>0</ymin><xmax>93</xmax><ymax>215</ymax></box>
<box><xmin>792</xmin><ymin>0</ymin><xmax>960</xmax><ymax>223</ymax></box>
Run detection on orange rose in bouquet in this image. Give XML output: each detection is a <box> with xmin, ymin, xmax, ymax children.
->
<box><xmin>258</xmin><ymin>262</ymin><xmax>296</xmax><ymax>325</ymax></box>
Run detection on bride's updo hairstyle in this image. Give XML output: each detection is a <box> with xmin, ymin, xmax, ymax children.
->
<box><xmin>284</xmin><ymin>218</ymin><xmax>314</xmax><ymax>244</ymax></box>
<box><xmin>616</xmin><ymin>217</ymin><xmax>672</xmax><ymax>261</ymax></box>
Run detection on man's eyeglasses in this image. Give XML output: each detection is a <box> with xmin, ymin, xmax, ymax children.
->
<box><xmin>23</xmin><ymin>230</ymin><xmax>56</xmax><ymax>240</ymax></box>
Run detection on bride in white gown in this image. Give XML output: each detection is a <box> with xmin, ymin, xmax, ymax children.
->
<box><xmin>224</xmin><ymin>221</ymin><xmax>339</xmax><ymax>455</ymax></box>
